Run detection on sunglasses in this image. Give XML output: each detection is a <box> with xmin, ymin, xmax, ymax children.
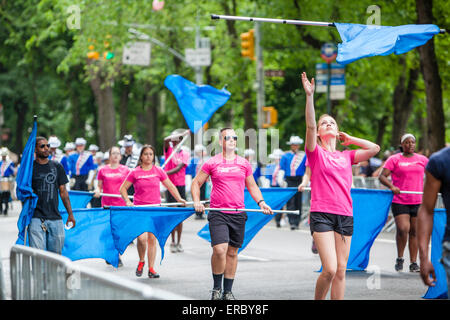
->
<box><xmin>224</xmin><ymin>135</ymin><xmax>238</xmax><ymax>141</ymax></box>
<box><xmin>39</xmin><ymin>144</ymin><xmax>51</xmax><ymax>149</ymax></box>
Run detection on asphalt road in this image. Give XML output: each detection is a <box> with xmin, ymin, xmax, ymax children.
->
<box><xmin>0</xmin><ymin>200</ymin><xmax>430</xmax><ymax>301</ymax></box>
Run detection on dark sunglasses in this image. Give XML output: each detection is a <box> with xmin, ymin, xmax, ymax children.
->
<box><xmin>39</xmin><ymin>144</ymin><xmax>51</xmax><ymax>149</ymax></box>
<box><xmin>224</xmin><ymin>135</ymin><xmax>238</xmax><ymax>141</ymax></box>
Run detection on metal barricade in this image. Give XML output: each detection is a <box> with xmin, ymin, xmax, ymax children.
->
<box><xmin>0</xmin><ymin>251</ymin><xmax>6</xmax><ymax>300</ymax></box>
<box><xmin>10</xmin><ymin>245</ymin><xmax>190</xmax><ymax>300</ymax></box>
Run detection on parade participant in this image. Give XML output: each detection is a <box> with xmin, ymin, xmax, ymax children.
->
<box><xmin>379</xmin><ymin>134</ymin><xmax>428</xmax><ymax>272</ymax></box>
<box><xmin>244</xmin><ymin>149</ymin><xmax>264</xmax><ymax>186</ymax></box>
<box><xmin>120</xmin><ymin>134</ymin><xmax>139</xmax><ymax>198</ymax></box>
<box><xmin>164</xmin><ymin>129</ymin><xmax>190</xmax><ymax>253</ymax></box>
<box><xmin>88</xmin><ymin>144</ymin><xmax>99</xmax><ymax>157</ymax></box>
<box><xmin>417</xmin><ymin>146</ymin><xmax>450</xmax><ymax>294</ymax></box>
<box><xmin>48</xmin><ymin>136</ymin><xmax>63</xmax><ymax>162</ymax></box>
<box><xmin>61</xmin><ymin>142</ymin><xmax>75</xmax><ymax>177</ymax></box>
<box><xmin>264</xmin><ymin>149</ymin><xmax>286</xmax><ymax>227</ymax></box>
<box><xmin>280</xmin><ymin>135</ymin><xmax>307</xmax><ymax>230</ymax></box>
<box><xmin>191</xmin><ymin>128</ymin><xmax>273</xmax><ymax>300</ymax></box>
<box><xmin>297</xmin><ymin>165</ymin><xmax>317</xmax><ymax>254</ymax></box>
<box><xmin>301</xmin><ymin>72</ymin><xmax>380</xmax><ymax>300</ymax></box>
<box><xmin>120</xmin><ymin>144</ymin><xmax>186</xmax><ymax>279</ymax></box>
<box><xmin>0</xmin><ymin>148</ymin><xmax>15</xmax><ymax>215</ymax></box>
<box><xmin>68</xmin><ymin>137</ymin><xmax>97</xmax><ymax>191</ymax></box>
<box><xmin>186</xmin><ymin>144</ymin><xmax>209</xmax><ymax>219</ymax></box>
<box><xmin>29</xmin><ymin>137</ymin><xmax>75</xmax><ymax>254</ymax></box>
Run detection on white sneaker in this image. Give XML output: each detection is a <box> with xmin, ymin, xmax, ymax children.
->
<box><xmin>170</xmin><ymin>243</ymin><xmax>177</xmax><ymax>253</ymax></box>
<box><xmin>176</xmin><ymin>243</ymin><xmax>184</xmax><ymax>253</ymax></box>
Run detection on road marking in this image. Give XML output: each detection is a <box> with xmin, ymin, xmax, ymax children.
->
<box><xmin>239</xmin><ymin>254</ymin><xmax>270</xmax><ymax>262</ymax></box>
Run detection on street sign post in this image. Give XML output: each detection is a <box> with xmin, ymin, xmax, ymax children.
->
<box><xmin>315</xmin><ymin>63</ymin><xmax>346</xmax><ymax>100</ymax></box>
<box><xmin>122</xmin><ymin>41</ymin><xmax>151</xmax><ymax>66</ymax></box>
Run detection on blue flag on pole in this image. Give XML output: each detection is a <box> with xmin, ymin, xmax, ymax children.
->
<box><xmin>164</xmin><ymin>74</ymin><xmax>231</xmax><ymax>133</ymax></box>
<box><xmin>61</xmin><ymin>208</ymin><xmax>120</xmax><ymax>267</ymax></box>
<box><xmin>197</xmin><ymin>188</ymin><xmax>298</xmax><ymax>252</ymax></box>
<box><xmin>58</xmin><ymin>190</ymin><xmax>93</xmax><ymax>211</ymax></box>
<box><xmin>110</xmin><ymin>207</ymin><xmax>195</xmax><ymax>263</ymax></box>
<box><xmin>15</xmin><ymin>118</ymin><xmax>38</xmax><ymax>245</ymax></box>
<box><xmin>335</xmin><ymin>23</ymin><xmax>441</xmax><ymax>65</ymax></box>
<box><xmin>347</xmin><ymin>189</ymin><xmax>393</xmax><ymax>270</ymax></box>
<box><xmin>423</xmin><ymin>209</ymin><xmax>448</xmax><ymax>299</ymax></box>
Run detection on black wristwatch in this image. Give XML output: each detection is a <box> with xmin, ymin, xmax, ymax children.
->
<box><xmin>257</xmin><ymin>199</ymin><xmax>265</xmax><ymax>205</ymax></box>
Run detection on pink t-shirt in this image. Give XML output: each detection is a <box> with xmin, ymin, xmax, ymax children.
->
<box><xmin>126</xmin><ymin>166</ymin><xmax>168</xmax><ymax>205</ymax></box>
<box><xmin>306</xmin><ymin>145</ymin><xmax>357</xmax><ymax>217</ymax></box>
<box><xmin>201</xmin><ymin>154</ymin><xmax>253</xmax><ymax>213</ymax></box>
<box><xmin>383</xmin><ymin>153</ymin><xmax>428</xmax><ymax>205</ymax></box>
<box><xmin>164</xmin><ymin>146</ymin><xmax>190</xmax><ymax>186</ymax></box>
<box><xmin>97</xmin><ymin>164</ymin><xmax>130</xmax><ymax>207</ymax></box>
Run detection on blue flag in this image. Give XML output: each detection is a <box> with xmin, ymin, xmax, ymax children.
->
<box><xmin>423</xmin><ymin>209</ymin><xmax>448</xmax><ymax>299</ymax></box>
<box><xmin>110</xmin><ymin>206</ymin><xmax>195</xmax><ymax>263</ymax></box>
<box><xmin>347</xmin><ymin>189</ymin><xmax>393</xmax><ymax>270</ymax></box>
<box><xmin>335</xmin><ymin>23</ymin><xmax>440</xmax><ymax>65</ymax></box>
<box><xmin>15</xmin><ymin>119</ymin><xmax>38</xmax><ymax>245</ymax></box>
<box><xmin>58</xmin><ymin>190</ymin><xmax>93</xmax><ymax>211</ymax></box>
<box><xmin>197</xmin><ymin>188</ymin><xmax>298</xmax><ymax>252</ymax></box>
<box><xmin>61</xmin><ymin>208</ymin><xmax>120</xmax><ymax>267</ymax></box>
<box><xmin>164</xmin><ymin>74</ymin><xmax>231</xmax><ymax>133</ymax></box>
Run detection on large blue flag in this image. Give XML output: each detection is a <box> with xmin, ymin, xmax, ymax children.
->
<box><xmin>15</xmin><ymin>118</ymin><xmax>38</xmax><ymax>245</ymax></box>
<box><xmin>197</xmin><ymin>188</ymin><xmax>298</xmax><ymax>252</ymax></box>
<box><xmin>61</xmin><ymin>208</ymin><xmax>120</xmax><ymax>267</ymax></box>
<box><xmin>347</xmin><ymin>189</ymin><xmax>393</xmax><ymax>270</ymax></box>
<box><xmin>58</xmin><ymin>190</ymin><xmax>93</xmax><ymax>211</ymax></box>
<box><xmin>423</xmin><ymin>209</ymin><xmax>448</xmax><ymax>299</ymax></box>
<box><xmin>164</xmin><ymin>74</ymin><xmax>231</xmax><ymax>133</ymax></box>
<box><xmin>110</xmin><ymin>206</ymin><xmax>195</xmax><ymax>263</ymax></box>
<box><xmin>335</xmin><ymin>23</ymin><xmax>440</xmax><ymax>65</ymax></box>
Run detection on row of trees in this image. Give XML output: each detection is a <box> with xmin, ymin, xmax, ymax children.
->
<box><xmin>0</xmin><ymin>0</ymin><xmax>448</xmax><ymax>158</ymax></box>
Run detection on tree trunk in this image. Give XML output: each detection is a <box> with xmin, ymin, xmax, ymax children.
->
<box><xmin>88</xmin><ymin>62</ymin><xmax>116</xmax><ymax>150</ymax></box>
<box><xmin>415</xmin><ymin>0</ymin><xmax>445</xmax><ymax>153</ymax></box>
<box><xmin>391</xmin><ymin>61</ymin><xmax>419</xmax><ymax>147</ymax></box>
<box><xmin>119</xmin><ymin>79</ymin><xmax>132</xmax><ymax>137</ymax></box>
<box><xmin>13</xmin><ymin>99</ymin><xmax>28</xmax><ymax>155</ymax></box>
<box><xmin>144</xmin><ymin>89</ymin><xmax>158</xmax><ymax>147</ymax></box>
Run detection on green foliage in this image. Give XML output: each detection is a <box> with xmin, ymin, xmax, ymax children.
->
<box><xmin>0</xmin><ymin>0</ymin><xmax>448</xmax><ymax>156</ymax></box>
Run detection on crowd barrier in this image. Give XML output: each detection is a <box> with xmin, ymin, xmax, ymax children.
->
<box><xmin>0</xmin><ymin>251</ymin><xmax>6</xmax><ymax>300</ymax></box>
<box><xmin>9</xmin><ymin>245</ymin><xmax>190</xmax><ymax>300</ymax></box>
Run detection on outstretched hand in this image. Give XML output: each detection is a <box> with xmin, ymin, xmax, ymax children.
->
<box><xmin>301</xmin><ymin>72</ymin><xmax>315</xmax><ymax>96</ymax></box>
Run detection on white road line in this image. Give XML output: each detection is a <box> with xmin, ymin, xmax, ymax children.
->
<box><xmin>239</xmin><ymin>254</ymin><xmax>270</xmax><ymax>262</ymax></box>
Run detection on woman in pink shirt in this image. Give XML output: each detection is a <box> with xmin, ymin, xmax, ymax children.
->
<box><xmin>94</xmin><ymin>146</ymin><xmax>130</xmax><ymax>207</ymax></box>
<box><xmin>379</xmin><ymin>134</ymin><xmax>428</xmax><ymax>273</ymax></box>
<box><xmin>301</xmin><ymin>72</ymin><xmax>380</xmax><ymax>300</ymax></box>
<box><xmin>120</xmin><ymin>145</ymin><xmax>186</xmax><ymax>279</ymax></box>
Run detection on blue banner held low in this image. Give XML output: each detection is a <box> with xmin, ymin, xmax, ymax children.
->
<box><xmin>110</xmin><ymin>206</ymin><xmax>195</xmax><ymax>262</ymax></box>
<box><xmin>423</xmin><ymin>209</ymin><xmax>448</xmax><ymax>299</ymax></box>
<box><xmin>58</xmin><ymin>190</ymin><xmax>93</xmax><ymax>211</ymax></box>
<box><xmin>197</xmin><ymin>188</ymin><xmax>298</xmax><ymax>253</ymax></box>
<box><xmin>61</xmin><ymin>208</ymin><xmax>120</xmax><ymax>267</ymax></box>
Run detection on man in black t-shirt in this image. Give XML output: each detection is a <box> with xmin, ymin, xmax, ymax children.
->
<box><xmin>28</xmin><ymin>137</ymin><xmax>75</xmax><ymax>254</ymax></box>
<box><xmin>418</xmin><ymin>146</ymin><xmax>450</xmax><ymax>295</ymax></box>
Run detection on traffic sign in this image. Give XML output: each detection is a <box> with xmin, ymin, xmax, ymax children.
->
<box><xmin>320</xmin><ymin>43</ymin><xmax>337</xmax><ymax>63</ymax></box>
<box><xmin>315</xmin><ymin>63</ymin><xmax>346</xmax><ymax>100</ymax></box>
<box><xmin>122</xmin><ymin>41</ymin><xmax>151</xmax><ymax>66</ymax></box>
<box><xmin>185</xmin><ymin>47</ymin><xmax>211</xmax><ymax>67</ymax></box>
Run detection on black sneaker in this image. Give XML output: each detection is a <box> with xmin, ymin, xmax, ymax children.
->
<box><xmin>222</xmin><ymin>291</ymin><xmax>235</xmax><ymax>300</ymax></box>
<box><xmin>148</xmin><ymin>269</ymin><xmax>160</xmax><ymax>278</ymax></box>
<box><xmin>395</xmin><ymin>258</ymin><xmax>404</xmax><ymax>271</ymax></box>
<box><xmin>118</xmin><ymin>258</ymin><xmax>123</xmax><ymax>268</ymax></box>
<box><xmin>409</xmin><ymin>262</ymin><xmax>420</xmax><ymax>272</ymax></box>
<box><xmin>210</xmin><ymin>288</ymin><xmax>222</xmax><ymax>300</ymax></box>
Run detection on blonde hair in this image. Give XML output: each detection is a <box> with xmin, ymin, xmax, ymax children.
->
<box><xmin>317</xmin><ymin>114</ymin><xmax>338</xmax><ymax>147</ymax></box>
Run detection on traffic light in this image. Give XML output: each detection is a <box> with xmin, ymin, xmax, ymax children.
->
<box><xmin>240</xmin><ymin>29</ymin><xmax>255</xmax><ymax>60</ymax></box>
<box><xmin>262</xmin><ymin>106</ymin><xmax>278</xmax><ymax>128</ymax></box>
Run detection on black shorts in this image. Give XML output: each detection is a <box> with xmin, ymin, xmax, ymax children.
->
<box><xmin>391</xmin><ymin>203</ymin><xmax>419</xmax><ymax>218</ymax></box>
<box><xmin>208</xmin><ymin>211</ymin><xmax>248</xmax><ymax>248</ymax></box>
<box><xmin>310</xmin><ymin>212</ymin><xmax>353</xmax><ymax>236</ymax></box>
<box><xmin>167</xmin><ymin>185</ymin><xmax>186</xmax><ymax>203</ymax></box>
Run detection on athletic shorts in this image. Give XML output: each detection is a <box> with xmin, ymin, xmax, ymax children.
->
<box><xmin>309</xmin><ymin>212</ymin><xmax>353</xmax><ymax>236</ymax></box>
<box><xmin>208</xmin><ymin>211</ymin><xmax>248</xmax><ymax>248</ymax></box>
<box><xmin>391</xmin><ymin>203</ymin><xmax>419</xmax><ymax>218</ymax></box>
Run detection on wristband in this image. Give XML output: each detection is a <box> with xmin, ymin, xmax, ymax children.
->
<box><xmin>257</xmin><ymin>199</ymin><xmax>265</xmax><ymax>205</ymax></box>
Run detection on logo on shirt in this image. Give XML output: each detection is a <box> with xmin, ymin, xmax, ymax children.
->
<box><xmin>398</xmin><ymin>161</ymin><xmax>420</xmax><ymax>167</ymax></box>
<box><xmin>217</xmin><ymin>166</ymin><xmax>241</xmax><ymax>174</ymax></box>
<box><xmin>137</xmin><ymin>174</ymin><xmax>157</xmax><ymax>179</ymax></box>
